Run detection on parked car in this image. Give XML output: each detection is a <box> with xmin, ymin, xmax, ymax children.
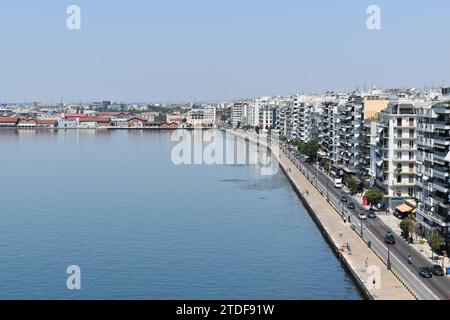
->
<box><xmin>341</xmin><ymin>195</ymin><xmax>348</xmax><ymax>203</ymax></box>
<box><xmin>419</xmin><ymin>267</ymin><xmax>433</xmax><ymax>278</ymax></box>
<box><xmin>432</xmin><ymin>265</ymin><xmax>444</xmax><ymax>276</ymax></box>
<box><xmin>368</xmin><ymin>209</ymin><xmax>377</xmax><ymax>219</ymax></box>
<box><xmin>385</xmin><ymin>234</ymin><xmax>396</xmax><ymax>245</ymax></box>
<box><xmin>348</xmin><ymin>202</ymin><xmax>355</xmax><ymax>210</ymax></box>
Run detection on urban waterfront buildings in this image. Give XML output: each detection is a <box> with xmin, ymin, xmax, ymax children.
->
<box><xmin>224</xmin><ymin>86</ymin><xmax>449</xmax><ymax>246</ymax></box>
<box><xmin>1</xmin><ymin>86</ymin><xmax>449</xmax><ymax>246</ymax></box>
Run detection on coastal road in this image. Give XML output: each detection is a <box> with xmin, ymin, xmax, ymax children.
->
<box><xmin>282</xmin><ymin>146</ymin><xmax>450</xmax><ymax>300</ymax></box>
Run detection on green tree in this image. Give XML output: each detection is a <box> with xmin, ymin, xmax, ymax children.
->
<box><xmin>400</xmin><ymin>218</ymin><xmax>415</xmax><ymax>238</ymax></box>
<box><xmin>320</xmin><ymin>159</ymin><xmax>330</xmax><ymax>172</ymax></box>
<box><xmin>346</xmin><ymin>176</ymin><xmax>361</xmax><ymax>194</ymax></box>
<box><xmin>364</xmin><ymin>189</ymin><xmax>384</xmax><ymax>207</ymax></box>
<box><xmin>428</xmin><ymin>234</ymin><xmax>445</xmax><ymax>255</ymax></box>
<box><xmin>298</xmin><ymin>140</ymin><xmax>319</xmax><ymax>162</ymax></box>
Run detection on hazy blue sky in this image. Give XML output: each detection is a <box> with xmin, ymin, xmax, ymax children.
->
<box><xmin>0</xmin><ymin>0</ymin><xmax>449</xmax><ymax>102</ymax></box>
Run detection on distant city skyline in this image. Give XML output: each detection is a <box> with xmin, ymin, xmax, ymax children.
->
<box><xmin>1</xmin><ymin>0</ymin><xmax>449</xmax><ymax>102</ymax></box>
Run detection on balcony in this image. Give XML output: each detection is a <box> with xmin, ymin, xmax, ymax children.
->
<box><xmin>433</xmin><ymin>168</ymin><xmax>449</xmax><ymax>179</ymax></box>
<box><xmin>431</xmin><ymin>192</ymin><xmax>450</xmax><ymax>205</ymax></box>
<box><xmin>416</xmin><ymin>207</ymin><xmax>447</xmax><ymax>227</ymax></box>
<box><xmin>433</xmin><ymin>181</ymin><xmax>449</xmax><ymax>194</ymax></box>
<box><xmin>434</xmin><ymin>122</ymin><xmax>450</xmax><ymax>130</ymax></box>
<box><xmin>434</xmin><ymin>136</ymin><xmax>450</xmax><ymax>146</ymax></box>
<box><xmin>394</xmin><ymin>146</ymin><xmax>416</xmax><ymax>151</ymax></box>
<box><xmin>394</xmin><ymin>123</ymin><xmax>416</xmax><ymax>129</ymax></box>
<box><xmin>393</xmin><ymin>181</ymin><xmax>416</xmax><ymax>187</ymax></box>
<box><xmin>393</xmin><ymin>158</ymin><xmax>416</xmax><ymax>163</ymax></box>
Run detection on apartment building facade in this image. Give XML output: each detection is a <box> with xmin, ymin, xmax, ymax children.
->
<box><xmin>416</xmin><ymin>99</ymin><xmax>450</xmax><ymax>246</ymax></box>
<box><xmin>374</xmin><ymin>99</ymin><xmax>419</xmax><ymax>200</ymax></box>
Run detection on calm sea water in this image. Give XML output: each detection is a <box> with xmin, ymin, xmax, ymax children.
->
<box><xmin>0</xmin><ymin>129</ymin><xmax>361</xmax><ymax>300</ymax></box>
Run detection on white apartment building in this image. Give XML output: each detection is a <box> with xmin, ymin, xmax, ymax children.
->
<box><xmin>246</xmin><ymin>103</ymin><xmax>260</xmax><ymax>128</ymax></box>
<box><xmin>416</xmin><ymin>97</ymin><xmax>450</xmax><ymax>246</ymax></box>
<box><xmin>231</xmin><ymin>103</ymin><xmax>246</xmax><ymax>128</ymax></box>
<box><xmin>259</xmin><ymin>104</ymin><xmax>276</xmax><ymax>130</ymax></box>
<box><xmin>374</xmin><ymin>99</ymin><xmax>420</xmax><ymax>200</ymax></box>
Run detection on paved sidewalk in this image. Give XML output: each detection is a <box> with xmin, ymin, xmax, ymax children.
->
<box><xmin>279</xmin><ymin>152</ymin><xmax>415</xmax><ymax>300</ymax></box>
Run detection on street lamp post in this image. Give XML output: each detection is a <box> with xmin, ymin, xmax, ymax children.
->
<box><xmin>387</xmin><ymin>244</ymin><xmax>391</xmax><ymax>270</ymax></box>
<box><xmin>326</xmin><ymin>178</ymin><xmax>329</xmax><ymax>202</ymax></box>
<box><xmin>315</xmin><ymin>161</ymin><xmax>318</xmax><ymax>188</ymax></box>
<box><xmin>360</xmin><ymin>210</ymin><xmax>364</xmax><ymax>238</ymax></box>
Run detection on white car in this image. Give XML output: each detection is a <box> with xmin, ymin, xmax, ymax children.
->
<box><xmin>334</xmin><ymin>178</ymin><xmax>343</xmax><ymax>189</ymax></box>
<box><xmin>358</xmin><ymin>212</ymin><xmax>367</xmax><ymax>220</ymax></box>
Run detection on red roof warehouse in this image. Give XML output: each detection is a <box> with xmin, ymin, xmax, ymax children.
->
<box><xmin>0</xmin><ymin>117</ymin><xmax>19</xmax><ymax>126</ymax></box>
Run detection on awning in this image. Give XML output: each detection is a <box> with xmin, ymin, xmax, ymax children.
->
<box><xmin>446</xmin><ymin>151</ymin><xmax>450</xmax><ymax>162</ymax></box>
<box><xmin>396</xmin><ymin>204</ymin><xmax>414</xmax><ymax>214</ymax></box>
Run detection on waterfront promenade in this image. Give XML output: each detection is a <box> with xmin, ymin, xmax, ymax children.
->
<box><xmin>278</xmin><ymin>151</ymin><xmax>415</xmax><ymax>300</ymax></box>
<box><xmin>227</xmin><ymin>129</ymin><xmax>415</xmax><ymax>300</ymax></box>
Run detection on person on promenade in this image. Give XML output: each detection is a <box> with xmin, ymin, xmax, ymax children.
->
<box><xmin>365</xmin><ymin>257</ymin><xmax>369</xmax><ymax>267</ymax></box>
<box><xmin>339</xmin><ymin>229</ymin><xmax>343</xmax><ymax>238</ymax></box>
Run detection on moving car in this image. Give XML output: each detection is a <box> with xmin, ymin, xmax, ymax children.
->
<box><xmin>419</xmin><ymin>267</ymin><xmax>433</xmax><ymax>278</ymax></box>
<box><xmin>432</xmin><ymin>265</ymin><xmax>444</xmax><ymax>276</ymax></box>
<box><xmin>334</xmin><ymin>178</ymin><xmax>343</xmax><ymax>189</ymax></box>
<box><xmin>385</xmin><ymin>233</ymin><xmax>396</xmax><ymax>245</ymax></box>
<box><xmin>358</xmin><ymin>211</ymin><xmax>367</xmax><ymax>220</ymax></box>
<box><xmin>348</xmin><ymin>202</ymin><xmax>355</xmax><ymax>209</ymax></box>
<box><xmin>341</xmin><ymin>195</ymin><xmax>348</xmax><ymax>203</ymax></box>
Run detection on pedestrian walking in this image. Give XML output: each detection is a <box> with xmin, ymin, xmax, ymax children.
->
<box><xmin>365</xmin><ymin>257</ymin><xmax>369</xmax><ymax>267</ymax></box>
<box><xmin>339</xmin><ymin>229</ymin><xmax>343</xmax><ymax>238</ymax></box>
